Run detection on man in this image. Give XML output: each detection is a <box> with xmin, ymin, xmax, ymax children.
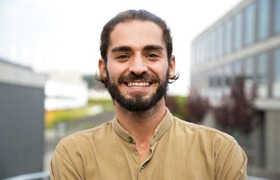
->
<box><xmin>50</xmin><ymin>9</ymin><xmax>248</xmax><ymax>179</ymax></box>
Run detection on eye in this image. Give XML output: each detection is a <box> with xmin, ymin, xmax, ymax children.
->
<box><xmin>146</xmin><ymin>53</ymin><xmax>159</xmax><ymax>58</ymax></box>
<box><xmin>116</xmin><ymin>54</ymin><xmax>130</xmax><ymax>60</ymax></box>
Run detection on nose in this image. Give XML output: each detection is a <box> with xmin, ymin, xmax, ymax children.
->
<box><xmin>128</xmin><ymin>55</ymin><xmax>148</xmax><ymax>75</ymax></box>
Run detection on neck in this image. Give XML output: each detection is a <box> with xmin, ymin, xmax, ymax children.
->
<box><xmin>115</xmin><ymin>98</ymin><xmax>166</xmax><ymax>142</ymax></box>
<box><xmin>115</xmin><ymin>98</ymin><xmax>167</xmax><ymax>161</ymax></box>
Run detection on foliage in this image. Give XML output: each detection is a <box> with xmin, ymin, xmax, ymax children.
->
<box><xmin>88</xmin><ymin>99</ymin><xmax>114</xmax><ymax>111</ymax></box>
<box><xmin>45</xmin><ymin>99</ymin><xmax>114</xmax><ymax>129</ymax></box>
<box><xmin>165</xmin><ymin>95</ymin><xmax>188</xmax><ymax>120</ymax></box>
<box><xmin>45</xmin><ymin>107</ymin><xmax>91</xmax><ymax>129</ymax></box>
<box><xmin>186</xmin><ymin>88</ymin><xmax>209</xmax><ymax>124</ymax></box>
<box><xmin>212</xmin><ymin>76</ymin><xmax>257</xmax><ymax>135</ymax></box>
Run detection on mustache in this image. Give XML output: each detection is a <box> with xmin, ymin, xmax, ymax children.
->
<box><xmin>118</xmin><ymin>72</ymin><xmax>160</xmax><ymax>84</ymax></box>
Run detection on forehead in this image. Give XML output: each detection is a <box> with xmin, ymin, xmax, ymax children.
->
<box><xmin>108</xmin><ymin>20</ymin><xmax>165</xmax><ymax>50</ymax></box>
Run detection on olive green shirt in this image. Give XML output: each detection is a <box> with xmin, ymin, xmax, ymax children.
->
<box><xmin>50</xmin><ymin>109</ymin><xmax>247</xmax><ymax>179</ymax></box>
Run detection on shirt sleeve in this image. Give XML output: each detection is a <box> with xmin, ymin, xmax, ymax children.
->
<box><xmin>50</xmin><ymin>144</ymin><xmax>83</xmax><ymax>180</ymax></box>
<box><xmin>215</xmin><ymin>139</ymin><xmax>248</xmax><ymax>180</ymax></box>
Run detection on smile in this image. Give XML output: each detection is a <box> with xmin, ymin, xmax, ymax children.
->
<box><xmin>127</xmin><ymin>82</ymin><xmax>151</xmax><ymax>87</ymax></box>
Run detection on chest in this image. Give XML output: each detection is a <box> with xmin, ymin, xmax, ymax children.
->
<box><xmin>81</xmin><ymin>137</ymin><xmax>215</xmax><ymax>180</ymax></box>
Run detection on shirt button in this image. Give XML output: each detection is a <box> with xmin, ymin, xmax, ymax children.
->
<box><xmin>141</xmin><ymin>164</ymin><xmax>146</xmax><ymax>169</ymax></box>
<box><xmin>129</xmin><ymin>137</ymin><xmax>133</xmax><ymax>143</ymax></box>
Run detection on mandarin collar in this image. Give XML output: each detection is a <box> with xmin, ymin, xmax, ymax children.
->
<box><xmin>112</xmin><ymin>108</ymin><xmax>173</xmax><ymax>146</ymax></box>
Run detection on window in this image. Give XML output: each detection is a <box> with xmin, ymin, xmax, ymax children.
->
<box><xmin>197</xmin><ymin>39</ymin><xmax>202</xmax><ymax>64</ymax></box>
<box><xmin>217</xmin><ymin>25</ymin><xmax>224</xmax><ymax>57</ymax></box>
<box><xmin>232</xmin><ymin>60</ymin><xmax>243</xmax><ymax>82</ymax></box>
<box><xmin>275</xmin><ymin>0</ymin><xmax>280</xmax><ymax>34</ymax></box>
<box><xmin>204</xmin><ymin>33</ymin><xmax>210</xmax><ymax>62</ymax></box>
<box><xmin>234</xmin><ymin>12</ymin><xmax>243</xmax><ymax>50</ymax></box>
<box><xmin>215</xmin><ymin>67</ymin><xmax>224</xmax><ymax>98</ymax></box>
<box><xmin>257</xmin><ymin>53</ymin><xmax>268</xmax><ymax>97</ymax></box>
<box><xmin>208</xmin><ymin>70</ymin><xmax>218</xmax><ymax>99</ymax></box>
<box><xmin>244</xmin><ymin>57</ymin><xmax>255</xmax><ymax>95</ymax></box>
<box><xmin>208</xmin><ymin>31</ymin><xmax>214</xmax><ymax>61</ymax></box>
<box><xmin>224</xmin><ymin>64</ymin><xmax>232</xmax><ymax>86</ymax></box>
<box><xmin>200</xmin><ymin>35</ymin><xmax>206</xmax><ymax>63</ymax></box>
<box><xmin>273</xmin><ymin>48</ymin><xmax>280</xmax><ymax>97</ymax></box>
<box><xmin>220</xmin><ymin>66</ymin><xmax>229</xmax><ymax>96</ymax></box>
<box><xmin>201</xmin><ymin>72</ymin><xmax>209</xmax><ymax>97</ymax></box>
<box><xmin>225</xmin><ymin>19</ymin><xmax>233</xmax><ymax>55</ymax></box>
<box><xmin>217</xmin><ymin>67</ymin><xmax>225</xmax><ymax>88</ymax></box>
<box><xmin>210</xmin><ymin>29</ymin><xmax>217</xmax><ymax>60</ymax></box>
<box><xmin>244</xmin><ymin>2</ymin><xmax>256</xmax><ymax>45</ymax></box>
<box><xmin>258</xmin><ymin>0</ymin><xmax>270</xmax><ymax>40</ymax></box>
<box><xmin>191</xmin><ymin>44</ymin><xmax>196</xmax><ymax>67</ymax></box>
<box><xmin>233</xmin><ymin>60</ymin><xmax>242</xmax><ymax>75</ymax></box>
<box><xmin>274</xmin><ymin>48</ymin><xmax>280</xmax><ymax>82</ymax></box>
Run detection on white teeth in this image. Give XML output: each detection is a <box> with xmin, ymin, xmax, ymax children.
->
<box><xmin>127</xmin><ymin>82</ymin><xmax>150</xmax><ymax>87</ymax></box>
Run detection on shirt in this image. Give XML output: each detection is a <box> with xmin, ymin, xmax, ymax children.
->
<box><xmin>50</xmin><ymin>108</ymin><xmax>248</xmax><ymax>180</ymax></box>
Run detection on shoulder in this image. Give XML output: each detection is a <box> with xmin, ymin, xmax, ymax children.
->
<box><xmin>50</xmin><ymin>122</ymin><xmax>114</xmax><ymax>179</ymax></box>
<box><xmin>171</xmin><ymin>117</ymin><xmax>247</xmax><ymax>178</ymax></box>
<box><xmin>172</xmin><ymin>117</ymin><xmax>237</xmax><ymax>145</ymax></box>
<box><xmin>55</xmin><ymin>121</ymin><xmax>113</xmax><ymax>152</ymax></box>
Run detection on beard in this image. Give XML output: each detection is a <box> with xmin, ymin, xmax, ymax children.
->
<box><xmin>104</xmin><ymin>71</ymin><xmax>169</xmax><ymax>112</ymax></box>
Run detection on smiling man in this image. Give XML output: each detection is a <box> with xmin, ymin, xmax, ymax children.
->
<box><xmin>50</xmin><ymin>9</ymin><xmax>248</xmax><ymax>180</ymax></box>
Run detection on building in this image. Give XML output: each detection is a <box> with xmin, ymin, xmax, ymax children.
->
<box><xmin>45</xmin><ymin>71</ymin><xmax>88</xmax><ymax>111</ymax></box>
<box><xmin>0</xmin><ymin>59</ymin><xmax>46</xmax><ymax>179</ymax></box>
<box><xmin>190</xmin><ymin>0</ymin><xmax>280</xmax><ymax>177</ymax></box>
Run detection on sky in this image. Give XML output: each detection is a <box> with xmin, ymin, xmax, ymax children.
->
<box><xmin>0</xmin><ymin>0</ymin><xmax>242</xmax><ymax>96</ymax></box>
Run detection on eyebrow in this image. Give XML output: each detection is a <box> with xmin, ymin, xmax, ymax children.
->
<box><xmin>111</xmin><ymin>45</ymin><xmax>164</xmax><ymax>54</ymax></box>
<box><xmin>143</xmin><ymin>45</ymin><xmax>164</xmax><ymax>51</ymax></box>
<box><xmin>111</xmin><ymin>46</ymin><xmax>131</xmax><ymax>53</ymax></box>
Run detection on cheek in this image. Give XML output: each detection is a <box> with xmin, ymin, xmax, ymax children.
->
<box><xmin>106</xmin><ymin>64</ymin><xmax>122</xmax><ymax>81</ymax></box>
<box><xmin>155</xmin><ymin>64</ymin><xmax>169</xmax><ymax>78</ymax></box>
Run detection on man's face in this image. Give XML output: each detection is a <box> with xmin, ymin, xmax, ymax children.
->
<box><xmin>99</xmin><ymin>20</ymin><xmax>175</xmax><ymax>111</ymax></box>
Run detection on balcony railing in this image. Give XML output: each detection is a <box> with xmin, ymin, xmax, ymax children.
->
<box><xmin>3</xmin><ymin>171</ymin><xmax>50</xmax><ymax>180</ymax></box>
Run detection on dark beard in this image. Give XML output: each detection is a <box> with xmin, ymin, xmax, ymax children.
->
<box><xmin>104</xmin><ymin>72</ymin><xmax>168</xmax><ymax>112</ymax></box>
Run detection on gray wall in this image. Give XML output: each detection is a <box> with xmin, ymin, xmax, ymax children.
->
<box><xmin>265</xmin><ymin>110</ymin><xmax>280</xmax><ymax>173</ymax></box>
<box><xmin>0</xmin><ymin>61</ymin><xmax>46</xmax><ymax>179</ymax></box>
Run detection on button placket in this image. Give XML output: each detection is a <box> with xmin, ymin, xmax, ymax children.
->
<box><xmin>128</xmin><ymin>136</ymin><xmax>133</xmax><ymax>143</ymax></box>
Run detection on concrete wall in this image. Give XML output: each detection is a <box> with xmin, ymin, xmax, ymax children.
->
<box><xmin>0</xmin><ymin>60</ymin><xmax>46</xmax><ymax>179</ymax></box>
<box><xmin>265</xmin><ymin>110</ymin><xmax>280</xmax><ymax>173</ymax></box>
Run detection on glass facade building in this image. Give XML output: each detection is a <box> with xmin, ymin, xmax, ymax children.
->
<box><xmin>245</xmin><ymin>2</ymin><xmax>256</xmax><ymax>45</ymax></box>
<box><xmin>190</xmin><ymin>0</ymin><xmax>280</xmax><ymax>175</ymax></box>
<box><xmin>191</xmin><ymin>0</ymin><xmax>280</xmax><ymax>102</ymax></box>
<box><xmin>275</xmin><ymin>0</ymin><xmax>280</xmax><ymax>33</ymax></box>
<box><xmin>274</xmin><ymin>48</ymin><xmax>280</xmax><ymax>97</ymax></box>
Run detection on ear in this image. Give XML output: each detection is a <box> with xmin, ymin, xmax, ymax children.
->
<box><xmin>98</xmin><ymin>58</ymin><xmax>106</xmax><ymax>78</ymax></box>
<box><xmin>168</xmin><ymin>55</ymin><xmax>176</xmax><ymax>78</ymax></box>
